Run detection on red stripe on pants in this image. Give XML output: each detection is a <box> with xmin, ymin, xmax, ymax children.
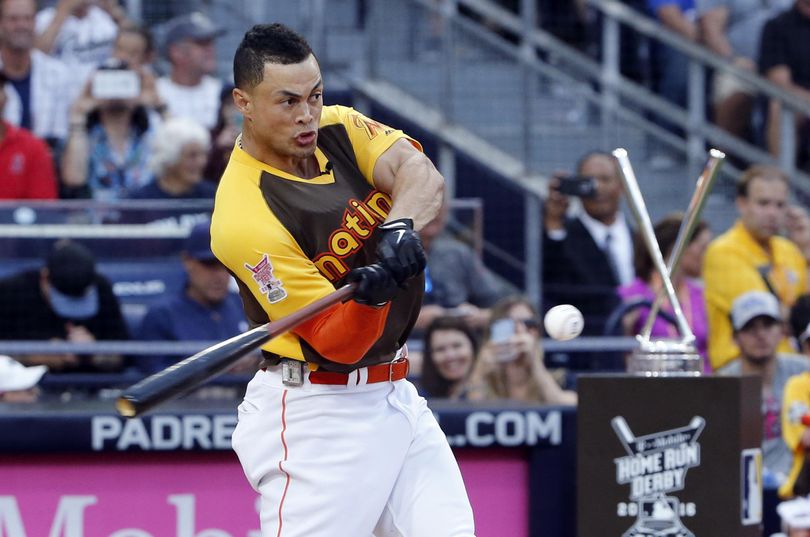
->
<box><xmin>277</xmin><ymin>390</ymin><xmax>290</xmax><ymax>537</ymax></box>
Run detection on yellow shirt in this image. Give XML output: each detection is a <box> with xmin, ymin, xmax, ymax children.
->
<box><xmin>703</xmin><ymin>221</ymin><xmax>806</xmax><ymax>369</ymax></box>
<box><xmin>210</xmin><ymin>105</ymin><xmax>424</xmax><ymax>369</ymax></box>
<box><xmin>781</xmin><ymin>371</ymin><xmax>810</xmax><ymax>498</ymax></box>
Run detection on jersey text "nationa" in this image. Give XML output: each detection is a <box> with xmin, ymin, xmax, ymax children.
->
<box><xmin>314</xmin><ymin>190</ymin><xmax>392</xmax><ymax>281</ymax></box>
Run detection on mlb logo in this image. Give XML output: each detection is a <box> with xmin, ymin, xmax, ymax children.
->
<box><xmin>741</xmin><ymin>448</ymin><xmax>762</xmax><ymax>525</ymax></box>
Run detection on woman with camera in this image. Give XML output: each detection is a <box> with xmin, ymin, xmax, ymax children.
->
<box><xmin>466</xmin><ymin>295</ymin><xmax>578</xmax><ymax>405</ymax></box>
<box><xmin>60</xmin><ymin>56</ymin><xmax>162</xmax><ymax>200</ymax></box>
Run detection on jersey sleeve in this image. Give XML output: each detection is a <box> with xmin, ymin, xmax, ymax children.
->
<box><xmin>328</xmin><ymin>106</ymin><xmax>423</xmax><ymax>186</ymax></box>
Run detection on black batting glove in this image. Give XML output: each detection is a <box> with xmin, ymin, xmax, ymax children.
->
<box><xmin>375</xmin><ymin>218</ymin><xmax>426</xmax><ymax>284</ymax></box>
<box><xmin>347</xmin><ymin>263</ymin><xmax>399</xmax><ymax>307</ymax></box>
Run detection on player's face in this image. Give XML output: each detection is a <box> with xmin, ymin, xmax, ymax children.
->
<box><xmin>0</xmin><ymin>0</ymin><xmax>35</xmax><ymax>52</ymax></box>
<box><xmin>241</xmin><ymin>55</ymin><xmax>323</xmax><ymax>167</ymax></box>
<box><xmin>580</xmin><ymin>154</ymin><xmax>623</xmax><ymax>224</ymax></box>
<box><xmin>737</xmin><ymin>177</ymin><xmax>788</xmax><ymax>242</ymax></box>
<box><xmin>734</xmin><ymin>316</ymin><xmax>782</xmax><ymax>364</ymax></box>
<box><xmin>429</xmin><ymin>328</ymin><xmax>475</xmax><ymax>382</ymax></box>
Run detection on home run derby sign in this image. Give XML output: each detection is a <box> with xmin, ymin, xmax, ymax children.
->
<box><xmin>577</xmin><ymin>375</ymin><xmax>762</xmax><ymax>537</ymax></box>
<box><xmin>612</xmin><ymin>416</ymin><xmax>703</xmax><ymax>537</ymax></box>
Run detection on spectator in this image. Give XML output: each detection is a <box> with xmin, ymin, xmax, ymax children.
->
<box><xmin>129</xmin><ymin>117</ymin><xmax>214</xmax><ymax>199</ymax></box>
<box><xmin>34</xmin><ymin>0</ymin><xmax>128</xmax><ymax>74</ymax></box>
<box><xmin>136</xmin><ymin>222</ymin><xmax>249</xmax><ymax>374</ymax></box>
<box><xmin>704</xmin><ymin>165</ymin><xmax>808</xmax><ymax>370</ymax></box>
<box><xmin>0</xmin><ymin>70</ymin><xmax>57</xmax><ymax>199</ymax></box>
<box><xmin>717</xmin><ymin>291</ymin><xmax>810</xmax><ymax>488</ymax></box>
<box><xmin>202</xmin><ymin>84</ymin><xmax>240</xmax><ymax>183</ymax></box>
<box><xmin>697</xmin><ymin>0</ymin><xmax>791</xmax><ymax>147</ymax></box>
<box><xmin>0</xmin><ymin>355</ymin><xmax>45</xmax><ymax>403</ymax></box>
<box><xmin>618</xmin><ymin>214</ymin><xmax>711</xmax><ymax>370</ymax></box>
<box><xmin>61</xmin><ymin>58</ymin><xmax>155</xmax><ymax>199</ymax></box>
<box><xmin>680</xmin><ymin>216</ymin><xmax>714</xmax><ymax>282</ymax></box>
<box><xmin>791</xmin><ymin>294</ymin><xmax>810</xmax><ymax>356</ymax></box>
<box><xmin>112</xmin><ymin>24</ymin><xmax>154</xmax><ymax>71</ymax></box>
<box><xmin>0</xmin><ymin>0</ymin><xmax>76</xmax><ymax>145</ymax></box>
<box><xmin>415</xmin><ymin>201</ymin><xmax>511</xmax><ymax>331</ymax></box>
<box><xmin>543</xmin><ymin>151</ymin><xmax>633</xmax><ymax>337</ymax></box>
<box><xmin>759</xmin><ymin>0</ymin><xmax>810</xmax><ymax>170</ymax></box>
<box><xmin>110</xmin><ymin>26</ymin><xmax>165</xmax><ymax>118</ymax></box>
<box><xmin>0</xmin><ymin>240</ymin><xmax>129</xmax><ymax>372</ymax></box>
<box><xmin>466</xmin><ymin>296</ymin><xmax>577</xmax><ymax>405</ymax></box>
<box><xmin>420</xmin><ymin>316</ymin><xmax>480</xmax><ymax>400</ymax></box>
<box><xmin>156</xmin><ymin>12</ymin><xmax>225</xmax><ymax>129</ymax></box>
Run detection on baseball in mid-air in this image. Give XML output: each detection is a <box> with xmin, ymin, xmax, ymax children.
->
<box><xmin>544</xmin><ymin>304</ymin><xmax>584</xmax><ymax>341</ymax></box>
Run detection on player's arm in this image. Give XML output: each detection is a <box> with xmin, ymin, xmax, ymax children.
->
<box><xmin>373</xmin><ymin>137</ymin><xmax>445</xmax><ymax>231</ymax></box>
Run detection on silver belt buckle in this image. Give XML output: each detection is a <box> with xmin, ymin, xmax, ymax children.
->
<box><xmin>281</xmin><ymin>359</ymin><xmax>304</xmax><ymax>386</ymax></box>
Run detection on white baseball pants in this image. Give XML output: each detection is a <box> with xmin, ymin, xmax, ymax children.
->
<box><xmin>232</xmin><ymin>366</ymin><xmax>476</xmax><ymax>537</ymax></box>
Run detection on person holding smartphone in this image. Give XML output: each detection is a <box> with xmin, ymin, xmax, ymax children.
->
<box><xmin>61</xmin><ymin>57</ymin><xmax>156</xmax><ymax>199</ymax></box>
<box><xmin>466</xmin><ymin>295</ymin><xmax>577</xmax><ymax>405</ymax></box>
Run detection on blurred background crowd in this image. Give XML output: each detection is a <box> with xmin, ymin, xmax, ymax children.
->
<box><xmin>4</xmin><ymin>0</ymin><xmax>810</xmax><ymax>533</ymax></box>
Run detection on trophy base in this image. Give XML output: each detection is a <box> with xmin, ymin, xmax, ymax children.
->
<box><xmin>627</xmin><ymin>339</ymin><xmax>703</xmax><ymax>377</ymax></box>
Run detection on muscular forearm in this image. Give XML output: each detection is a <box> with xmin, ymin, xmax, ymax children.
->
<box><xmin>384</xmin><ymin>152</ymin><xmax>444</xmax><ymax>231</ymax></box>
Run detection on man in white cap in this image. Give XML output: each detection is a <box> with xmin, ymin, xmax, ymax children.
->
<box><xmin>0</xmin><ymin>354</ymin><xmax>45</xmax><ymax>402</ymax></box>
<box><xmin>718</xmin><ymin>290</ymin><xmax>810</xmax><ymax>488</ymax></box>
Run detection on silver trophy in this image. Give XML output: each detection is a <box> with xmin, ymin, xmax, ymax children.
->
<box><xmin>612</xmin><ymin>148</ymin><xmax>725</xmax><ymax>376</ymax></box>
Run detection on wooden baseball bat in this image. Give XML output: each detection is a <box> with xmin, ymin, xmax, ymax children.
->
<box><xmin>116</xmin><ymin>284</ymin><xmax>355</xmax><ymax>418</ymax></box>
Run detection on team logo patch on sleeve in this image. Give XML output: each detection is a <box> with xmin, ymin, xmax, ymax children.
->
<box><xmin>244</xmin><ymin>254</ymin><xmax>287</xmax><ymax>304</ymax></box>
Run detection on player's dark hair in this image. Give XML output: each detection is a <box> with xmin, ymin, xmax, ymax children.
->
<box><xmin>421</xmin><ymin>316</ymin><xmax>479</xmax><ymax>399</ymax></box>
<box><xmin>736</xmin><ymin>164</ymin><xmax>788</xmax><ymax>198</ymax></box>
<box><xmin>233</xmin><ymin>23</ymin><xmax>314</xmax><ymax>89</ymax></box>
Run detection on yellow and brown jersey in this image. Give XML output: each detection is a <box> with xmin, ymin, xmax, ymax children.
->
<box><xmin>211</xmin><ymin>105</ymin><xmax>424</xmax><ymax>372</ymax></box>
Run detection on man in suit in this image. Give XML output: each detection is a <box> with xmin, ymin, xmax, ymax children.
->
<box><xmin>542</xmin><ymin>151</ymin><xmax>633</xmax><ymax>344</ymax></box>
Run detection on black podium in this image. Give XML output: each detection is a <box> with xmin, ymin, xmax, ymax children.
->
<box><xmin>577</xmin><ymin>375</ymin><xmax>763</xmax><ymax>537</ymax></box>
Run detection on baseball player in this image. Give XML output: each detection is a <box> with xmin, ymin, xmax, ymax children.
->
<box><xmin>210</xmin><ymin>24</ymin><xmax>475</xmax><ymax>537</ymax></box>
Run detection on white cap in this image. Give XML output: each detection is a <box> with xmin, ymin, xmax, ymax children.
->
<box><xmin>731</xmin><ymin>291</ymin><xmax>782</xmax><ymax>331</ymax></box>
<box><xmin>0</xmin><ymin>355</ymin><xmax>46</xmax><ymax>393</ymax></box>
<box><xmin>778</xmin><ymin>496</ymin><xmax>810</xmax><ymax>529</ymax></box>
